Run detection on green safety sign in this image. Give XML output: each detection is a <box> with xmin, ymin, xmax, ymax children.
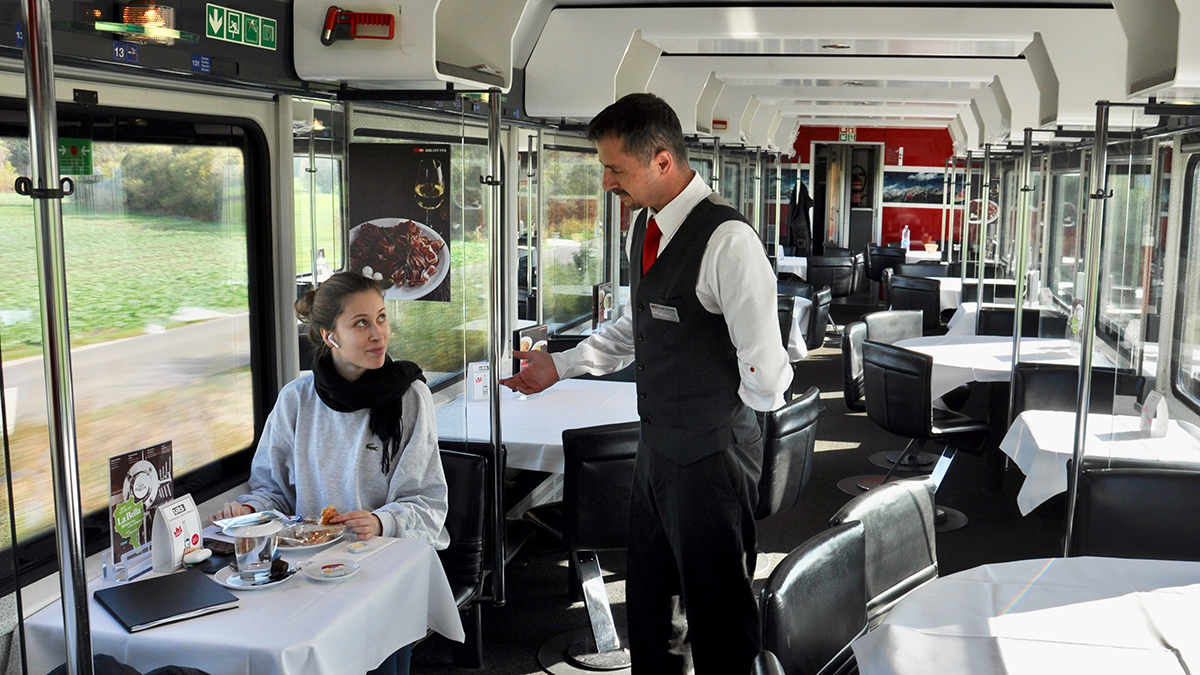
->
<box><xmin>206</xmin><ymin>3</ymin><xmax>276</xmax><ymax>50</ymax></box>
<box><xmin>58</xmin><ymin>137</ymin><xmax>92</xmax><ymax>175</ymax></box>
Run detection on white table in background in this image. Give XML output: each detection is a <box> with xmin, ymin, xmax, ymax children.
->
<box><xmin>944</xmin><ymin>301</ymin><xmax>1046</xmax><ymax>337</ymax></box>
<box><xmin>893</xmin><ymin>335</ymin><xmax>1109</xmax><ymax>401</ymax></box>
<box><xmin>777</xmin><ymin>255</ymin><xmax>807</xmax><ymax>279</ymax></box>
<box><xmin>904</xmin><ymin>250</ymin><xmax>942</xmax><ymax>263</ymax></box>
<box><xmin>999</xmin><ymin>410</ymin><xmax>1200</xmax><ymax>515</ymax></box>
<box><xmin>25</xmin><ymin>538</ymin><xmax>464</xmax><ymax>675</ymax></box>
<box><xmin>787</xmin><ymin>296</ymin><xmax>812</xmax><ymax>362</ymax></box>
<box><xmin>853</xmin><ymin>556</ymin><xmax>1200</xmax><ymax>675</ymax></box>
<box><xmin>933</xmin><ymin>277</ymin><xmax>1018</xmax><ymax>312</ymax></box>
<box><xmin>436</xmin><ymin>379</ymin><xmax>638</xmax><ymax>474</ymax></box>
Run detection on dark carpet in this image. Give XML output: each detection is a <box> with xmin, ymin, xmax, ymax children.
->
<box><xmin>414</xmin><ymin>300</ymin><xmax>1064</xmax><ymax>674</ymax></box>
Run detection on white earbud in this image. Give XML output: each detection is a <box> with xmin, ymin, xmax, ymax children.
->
<box><xmin>329</xmin><ymin>338</ymin><xmax>341</xmax><ymax>349</ymax></box>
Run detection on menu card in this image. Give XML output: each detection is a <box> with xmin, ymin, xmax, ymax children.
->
<box><xmin>513</xmin><ymin>324</ymin><xmax>548</xmax><ymax>376</ymax></box>
<box><xmin>109</xmin><ymin>441</ymin><xmax>173</xmax><ymax>566</ymax></box>
<box><xmin>94</xmin><ymin>568</ymin><xmax>237</xmax><ymax>633</ymax></box>
<box><xmin>592</xmin><ymin>282</ymin><xmax>614</xmax><ymax>330</ymax></box>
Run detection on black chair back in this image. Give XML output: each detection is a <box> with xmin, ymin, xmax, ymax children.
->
<box><xmin>841</xmin><ymin>322</ymin><xmax>867</xmax><ymax>412</ymax></box>
<box><xmin>894</xmin><ymin>263</ymin><xmax>949</xmax><ymax>278</ymax></box>
<box><xmin>948</xmin><ymin>261</ymin><xmax>999</xmax><ymax>278</ymax></box>
<box><xmin>777</xmin><ymin>296</ymin><xmax>794</xmax><ymax>349</ymax></box>
<box><xmin>756</xmin><ymin>386</ymin><xmax>819</xmax><ymax>520</ymax></box>
<box><xmin>962</xmin><ymin>280</ymin><xmax>1016</xmax><ymax>303</ymax></box>
<box><xmin>867</xmin><ymin>245</ymin><xmax>906</xmax><ymax>282</ymax></box>
<box><xmin>852</xmin><ymin>252</ymin><xmax>866</xmax><ymax>293</ymax></box>
<box><xmin>975</xmin><ymin>306</ymin><xmax>1042</xmax><ymax>338</ymax></box>
<box><xmin>807</xmin><ymin>286</ymin><xmax>833</xmax><ymax>351</ymax></box>
<box><xmin>829</xmin><ymin>476</ymin><xmax>938</xmax><ymax>623</ymax></box>
<box><xmin>1011</xmin><ymin>363</ymin><xmax>1147</xmax><ymax>416</ymax></box>
<box><xmin>778</xmin><ymin>278</ymin><xmax>814</xmax><ymax>300</ymax></box>
<box><xmin>562</xmin><ymin>421</ymin><xmax>640</xmax><ymax>551</ymax></box>
<box><xmin>761</xmin><ymin>522</ymin><xmax>867</xmax><ymax>675</ymax></box>
<box><xmin>864</xmin><ymin>309</ymin><xmax>922</xmax><ymax>345</ymax></box>
<box><xmin>1072</xmin><ymin>462</ymin><xmax>1200</xmax><ymax>561</ymax></box>
<box><xmin>807</xmin><ymin>255</ymin><xmax>856</xmax><ymax>298</ymax></box>
<box><xmin>824</xmin><ymin>245</ymin><xmax>854</xmax><ymax>257</ymax></box>
<box><xmin>862</xmin><ymin>340</ymin><xmax>933</xmax><ymax>440</ymax></box>
<box><xmin>438</xmin><ymin>450</ymin><xmax>489</xmax><ymax>602</ymax></box>
<box><xmin>752</xmin><ymin>651</ymin><xmax>787</xmax><ymax>675</ymax></box>
<box><xmin>1039</xmin><ymin>312</ymin><xmax>1069</xmax><ymax>337</ymax></box>
<box><xmin>888</xmin><ymin>275</ymin><xmax>942</xmax><ymax>333</ymax></box>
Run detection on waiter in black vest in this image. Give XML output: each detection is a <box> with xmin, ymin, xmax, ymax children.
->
<box><xmin>501</xmin><ymin>93</ymin><xmax>792</xmax><ymax>674</ymax></box>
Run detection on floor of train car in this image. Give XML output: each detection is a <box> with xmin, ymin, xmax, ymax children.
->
<box><xmin>413</xmin><ymin>295</ymin><xmax>1064</xmax><ymax>674</ymax></box>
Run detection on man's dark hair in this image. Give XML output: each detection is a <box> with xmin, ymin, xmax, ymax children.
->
<box><xmin>586</xmin><ymin>93</ymin><xmax>689</xmax><ymax>167</ymax></box>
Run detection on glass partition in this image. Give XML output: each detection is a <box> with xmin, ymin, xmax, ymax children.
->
<box><xmin>541</xmin><ymin>141</ymin><xmax>605</xmax><ymax>334</ymax></box>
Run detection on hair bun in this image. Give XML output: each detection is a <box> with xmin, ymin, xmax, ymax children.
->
<box><xmin>294</xmin><ymin>287</ymin><xmax>317</xmax><ymax>322</ymax></box>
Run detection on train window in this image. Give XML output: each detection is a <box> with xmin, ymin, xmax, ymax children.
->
<box><xmin>541</xmin><ymin>144</ymin><xmax>605</xmax><ymax>333</ymax></box>
<box><xmin>1044</xmin><ymin>155</ymin><xmax>1084</xmax><ymax>306</ymax></box>
<box><xmin>1171</xmin><ymin>153</ymin><xmax>1200</xmax><ymax>412</ymax></box>
<box><xmin>721</xmin><ymin>160</ymin><xmax>740</xmax><ymax>205</ymax></box>
<box><xmin>1097</xmin><ymin>151</ymin><xmax>1154</xmax><ymax>359</ymax></box>
<box><xmin>690</xmin><ymin>157</ymin><xmax>713</xmax><ymax>186</ymax></box>
<box><xmin>0</xmin><ymin>108</ymin><xmax>267</xmax><ymax>574</ymax></box>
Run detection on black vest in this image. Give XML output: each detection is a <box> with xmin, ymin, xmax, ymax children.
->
<box><xmin>631</xmin><ymin>193</ymin><xmax>752</xmax><ymax>465</ymax></box>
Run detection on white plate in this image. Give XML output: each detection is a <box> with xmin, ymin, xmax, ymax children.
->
<box><xmin>278</xmin><ymin>530</ymin><xmax>346</xmax><ymax>552</ymax></box>
<box><xmin>304</xmin><ymin>558</ymin><xmax>361</xmax><ymax>582</ymax></box>
<box><xmin>347</xmin><ymin>218</ymin><xmax>450</xmax><ymax>300</ymax></box>
<box><xmin>214</xmin><ymin>564</ymin><xmax>293</xmax><ymax>591</ymax></box>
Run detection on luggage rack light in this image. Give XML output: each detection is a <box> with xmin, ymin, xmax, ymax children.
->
<box><xmin>94</xmin><ymin>1</ymin><xmax>199</xmax><ymax>45</ymax></box>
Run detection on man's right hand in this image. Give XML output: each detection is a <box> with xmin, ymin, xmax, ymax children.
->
<box><xmin>212</xmin><ymin>502</ymin><xmax>253</xmax><ymax>522</ymax></box>
<box><xmin>499</xmin><ymin>349</ymin><xmax>559</xmax><ymax>395</ymax></box>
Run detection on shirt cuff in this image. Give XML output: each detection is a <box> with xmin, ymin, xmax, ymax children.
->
<box><xmin>374</xmin><ymin>509</ymin><xmax>396</xmax><ymax>538</ymax></box>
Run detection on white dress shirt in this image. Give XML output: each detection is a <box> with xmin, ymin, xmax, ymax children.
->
<box><xmin>551</xmin><ymin>172</ymin><xmax>792</xmax><ymax>412</ymax></box>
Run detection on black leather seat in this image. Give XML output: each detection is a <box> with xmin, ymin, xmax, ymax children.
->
<box><xmin>523</xmin><ymin>422</ymin><xmax>639</xmax><ymax>668</ymax></box>
<box><xmin>824</xmin><ymin>245</ymin><xmax>854</xmax><ymax>257</ymax></box>
<box><xmin>863</xmin><ymin>309</ymin><xmax>922</xmax><ymax>345</ymax></box>
<box><xmin>841</xmin><ymin>321</ymin><xmax>867</xmax><ymax>412</ymax></box>
<box><xmin>756</xmin><ymin>386</ymin><xmax>820</xmax><ymax>520</ymax></box>
<box><xmin>888</xmin><ymin>275</ymin><xmax>944</xmax><ymax>334</ymax></box>
<box><xmin>807</xmin><ymin>255</ymin><xmax>856</xmax><ymax>299</ymax></box>
<box><xmin>1011</xmin><ymin>362</ymin><xmax>1147</xmax><ymax>416</ymax></box>
<box><xmin>948</xmin><ymin>261</ymin><xmax>999</xmax><ymax>278</ymax></box>
<box><xmin>760</xmin><ymin>521</ymin><xmax>867</xmax><ymax>675</ymax></box>
<box><xmin>438</xmin><ymin>449</ymin><xmax>490</xmax><ymax>669</ymax></box>
<box><xmin>778</xmin><ymin>280</ymin><xmax>832</xmax><ymax>351</ymax></box>
<box><xmin>866</xmin><ymin>245</ymin><xmax>906</xmax><ymax>284</ymax></box>
<box><xmin>975</xmin><ymin>306</ymin><xmax>1042</xmax><ymax>337</ymax></box>
<box><xmin>752</xmin><ymin>650</ymin><xmax>787</xmax><ymax>675</ymax></box>
<box><xmin>851</xmin><ymin>252</ymin><xmax>866</xmax><ymax>294</ymax></box>
<box><xmin>829</xmin><ymin>475</ymin><xmax>938</xmax><ymax>626</ymax></box>
<box><xmin>962</xmin><ymin>280</ymin><xmax>1016</xmax><ymax>303</ymax></box>
<box><xmin>894</xmin><ymin>263</ymin><xmax>950</xmax><ymax>277</ymax></box>
<box><xmin>1071</xmin><ymin>459</ymin><xmax>1200</xmax><ymax>561</ymax></box>
<box><xmin>851</xmin><ymin>341</ymin><xmax>990</xmax><ymax>529</ymax></box>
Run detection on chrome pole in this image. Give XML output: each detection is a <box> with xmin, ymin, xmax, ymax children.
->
<box><xmin>940</xmin><ymin>158</ymin><xmax>951</xmax><ymax>255</ymax></box>
<box><xmin>961</xmin><ymin>150</ymin><xmax>973</xmax><ymax>280</ymax></box>
<box><xmin>977</xmin><ymin>144</ymin><xmax>992</xmax><ymax>296</ymax></box>
<box><xmin>712</xmin><ymin>137</ymin><xmax>721</xmax><ymax>192</ymax></box>
<box><xmin>774</xmin><ymin>153</ymin><xmax>782</xmax><ymax>262</ymax></box>
<box><xmin>1008</xmin><ymin>129</ymin><xmax>1035</xmax><ymax>425</ymax></box>
<box><xmin>534</xmin><ymin>129</ymin><xmax>545</xmax><ymax>325</ymax></box>
<box><xmin>20</xmin><ymin>0</ymin><xmax>93</xmax><ymax>670</ymax></box>
<box><xmin>485</xmin><ymin>88</ymin><xmax>506</xmax><ymax>604</ymax></box>
<box><xmin>307</xmin><ymin>131</ymin><xmax>319</xmax><ymax>287</ymax></box>
<box><xmin>1064</xmin><ymin>103</ymin><xmax>1111</xmax><ymax>556</ymax></box>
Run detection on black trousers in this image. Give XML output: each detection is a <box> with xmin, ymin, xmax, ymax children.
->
<box><xmin>626</xmin><ymin>407</ymin><xmax>763</xmax><ymax>675</ymax></box>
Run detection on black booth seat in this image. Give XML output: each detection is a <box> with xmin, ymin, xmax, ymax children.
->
<box><xmin>841</xmin><ymin>321</ymin><xmax>867</xmax><ymax>412</ymax></box>
<box><xmin>893</xmin><ymin>263</ymin><xmax>950</xmax><ymax>278</ymax></box>
<box><xmin>866</xmin><ymin>244</ymin><xmax>906</xmax><ymax>283</ymax></box>
<box><xmin>1011</xmin><ymin>362</ymin><xmax>1147</xmax><ymax>417</ymax></box>
<box><xmin>806</xmin><ymin>255</ymin><xmax>857</xmax><ymax>299</ymax></box>
<box><xmin>778</xmin><ymin>279</ymin><xmax>832</xmax><ymax>352</ymax></box>
<box><xmin>437</xmin><ymin>449</ymin><xmax>492</xmax><ymax>669</ymax></box>
<box><xmin>756</xmin><ymin>386</ymin><xmax>820</xmax><ymax>520</ymax></box>
<box><xmin>887</xmin><ymin>275</ymin><xmax>944</xmax><ymax>334</ymax></box>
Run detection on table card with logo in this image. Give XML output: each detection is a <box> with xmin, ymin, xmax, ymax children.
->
<box><xmin>468</xmin><ymin>361</ymin><xmax>489</xmax><ymax>402</ymax></box>
<box><xmin>152</xmin><ymin>494</ymin><xmax>202</xmax><ymax>573</ymax></box>
<box><xmin>109</xmin><ymin>441</ymin><xmax>173</xmax><ymax>571</ymax></box>
<box><xmin>592</xmin><ymin>282</ymin><xmax>614</xmax><ymax>330</ymax></box>
<box><xmin>1140</xmin><ymin>390</ymin><xmax>1169</xmax><ymax>438</ymax></box>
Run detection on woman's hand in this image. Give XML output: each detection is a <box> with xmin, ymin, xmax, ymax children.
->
<box><xmin>212</xmin><ymin>502</ymin><xmax>253</xmax><ymax>522</ymax></box>
<box><xmin>332</xmin><ymin>510</ymin><xmax>382</xmax><ymax>540</ymax></box>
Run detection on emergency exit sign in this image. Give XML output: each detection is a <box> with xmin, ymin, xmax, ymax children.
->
<box><xmin>58</xmin><ymin>138</ymin><xmax>92</xmax><ymax>175</ymax></box>
<box><xmin>839</xmin><ymin>126</ymin><xmax>857</xmax><ymax>142</ymax></box>
<box><xmin>206</xmin><ymin>3</ymin><xmax>277</xmax><ymax>50</ymax></box>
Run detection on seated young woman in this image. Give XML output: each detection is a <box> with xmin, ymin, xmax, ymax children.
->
<box><xmin>214</xmin><ymin>271</ymin><xmax>448</xmax><ymax>549</ymax></box>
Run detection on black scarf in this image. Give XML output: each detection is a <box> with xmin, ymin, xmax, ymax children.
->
<box><xmin>312</xmin><ymin>353</ymin><xmax>425</xmax><ymax>474</ymax></box>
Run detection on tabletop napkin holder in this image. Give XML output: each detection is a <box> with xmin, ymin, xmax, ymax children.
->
<box><xmin>152</xmin><ymin>494</ymin><xmax>202</xmax><ymax>573</ymax></box>
<box><xmin>1139</xmin><ymin>390</ymin><xmax>1169</xmax><ymax>438</ymax></box>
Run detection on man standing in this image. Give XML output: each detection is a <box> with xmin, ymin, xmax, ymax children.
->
<box><xmin>500</xmin><ymin>93</ymin><xmax>791</xmax><ymax>674</ymax></box>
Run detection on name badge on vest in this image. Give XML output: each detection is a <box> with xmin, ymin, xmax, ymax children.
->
<box><xmin>649</xmin><ymin>303</ymin><xmax>680</xmax><ymax>322</ymax></box>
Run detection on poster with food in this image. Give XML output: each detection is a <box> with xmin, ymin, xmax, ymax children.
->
<box><xmin>513</xmin><ymin>324</ymin><xmax>548</xmax><ymax>376</ymax></box>
<box><xmin>109</xmin><ymin>441</ymin><xmax>173</xmax><ymax>564</ymax></box>
<box><xmin>347</xmin><ymin>143</ymin><xmax>451</xmax><ymax>302</ymax></box>
<box><xmin>592</xmin><ymin>282</ymin><xmax>614</xmax><ymax>329</ymax></box>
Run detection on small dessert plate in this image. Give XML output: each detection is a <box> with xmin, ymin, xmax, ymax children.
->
<box><xmin>304</xmin><ymin>559</ymin><xmax>361</xmax><ymax>582</ymax></box>
<box><xmin>215</xmin><ymin>564</ymin><xmax>293</xmax><ymax>590</ymax></box>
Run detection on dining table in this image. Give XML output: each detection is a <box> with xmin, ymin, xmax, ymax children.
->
<box><xmin>933</xmin><ymin>277</ymin><xmax>1018</xmax><ymax>312</ymax></box>
<box><xmin>786</xmin><ymin>296</ymin><xmax>812</xmax><ymax>362</ymax></box>
<box><xmin>24</xmin><ymin>537</ymin><xmax>465</xmax><ymax>675</ymax></box>
<box><xmin>904</xmin><ymin>250</ymin><xmax>942</xmax><ymax>263</ymax></box>
<box><xmin>776</xmin><ymin>255</ymin><xmax>808</xmax><ymax>279</ymax></box>
<box><xmin>893</xmin><ymin>335</ymin><xmax>1109</xmax><ymax>402</ymax></box>
<box><xmin>436</xmin><ymin>378</ymin><xmax>638</xmax><ymax>474</ymax></box>
<box><xmin>999</xmin><ymin>410</ymin><xmax>1200</xmax><ymax>515</ymax></box>
<box><xmin>852</xmin><ymin>555</ymin><xmax>1200</xmax><ymax>674</ymax></box>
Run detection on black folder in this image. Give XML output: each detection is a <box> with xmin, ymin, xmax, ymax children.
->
<box><xmin>93</xmin><ymin>568</ymin><xmax>238</xmax><ymax>633</ymax></box>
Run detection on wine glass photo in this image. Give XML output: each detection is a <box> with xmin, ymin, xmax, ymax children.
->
<box><xmin>414</xmin><ymin>158</ymin><xmax>445</xmax><ymax>220</ymax></box>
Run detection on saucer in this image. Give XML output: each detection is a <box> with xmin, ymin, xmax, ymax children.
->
<box><xmin>214</xmin><ymin>564</ymin><xmax>293</xmax><ymax>590</ymax></box>
<box><xmin>303</xmin><ymin>558</ymin><xmax>360</xmax><ymax>582</ymax></box>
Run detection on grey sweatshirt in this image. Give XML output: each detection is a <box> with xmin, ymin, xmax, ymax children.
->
<box><xmin>238</xmin><ymin>373</ymin><xmax>450</xmax><ymax>549</ymax></box>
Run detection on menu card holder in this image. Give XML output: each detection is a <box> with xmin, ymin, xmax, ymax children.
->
<box><xmin>152</xmin><ymin>494</ymin><xmax>202</xmax><ymax>573</ymax></box>
<box><xmin>93</xmin><ymin>569</ymin><xmax>238</xmax><ymax>633</ymax></box>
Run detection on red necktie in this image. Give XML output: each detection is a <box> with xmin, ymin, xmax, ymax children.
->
<box><xmin>642</xmin><ymin>217</ymin><xmax>662</xmax><ymax>274</ymax></box>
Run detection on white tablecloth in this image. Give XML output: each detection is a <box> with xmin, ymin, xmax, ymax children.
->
<box><xmin>787</xmin><ymin>296</ymin><xmax>812</xmax><ymax>362</ymax></box>
<box><xmin>26</xmin><ymin>538</ymin><xmax>465</xmax><ymax>675</ymax></box>
<box><xmin>934</xmin><ymin>277</ymin><xmax>1018</xmax><ymax>311</ymax></box>
<box><xmin>999</xmin><ymin>410</ymin><xmax>1200</xmax><ymax>515</ymax></box>
<box><xmin>904</xmin><ymin>250</ymin><xmax>941</xmax><ymax>263</ymax></box>
<box><xmin>436</xmin><ymin>379</ymin><xmax>638</xmax><ymax>474</ymax></box>
<box><xmin>944</xmin><ymin>301</ymin><xmax>1045</xmax><ymax>338</ymax></box>
<box><xmin>777</xmin><ymin>255</ymin><xmax>807</xmax><ymax>279</ymax></box>
<box><xmin>853</xmin><ymin>556</ymin><xmax>1200</xmax><ymax>675</ymax></box>
<box><xmin>893</xmin><ymin>335</ymin><xmax>1109</xmax><ymax>401</ymax></box>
